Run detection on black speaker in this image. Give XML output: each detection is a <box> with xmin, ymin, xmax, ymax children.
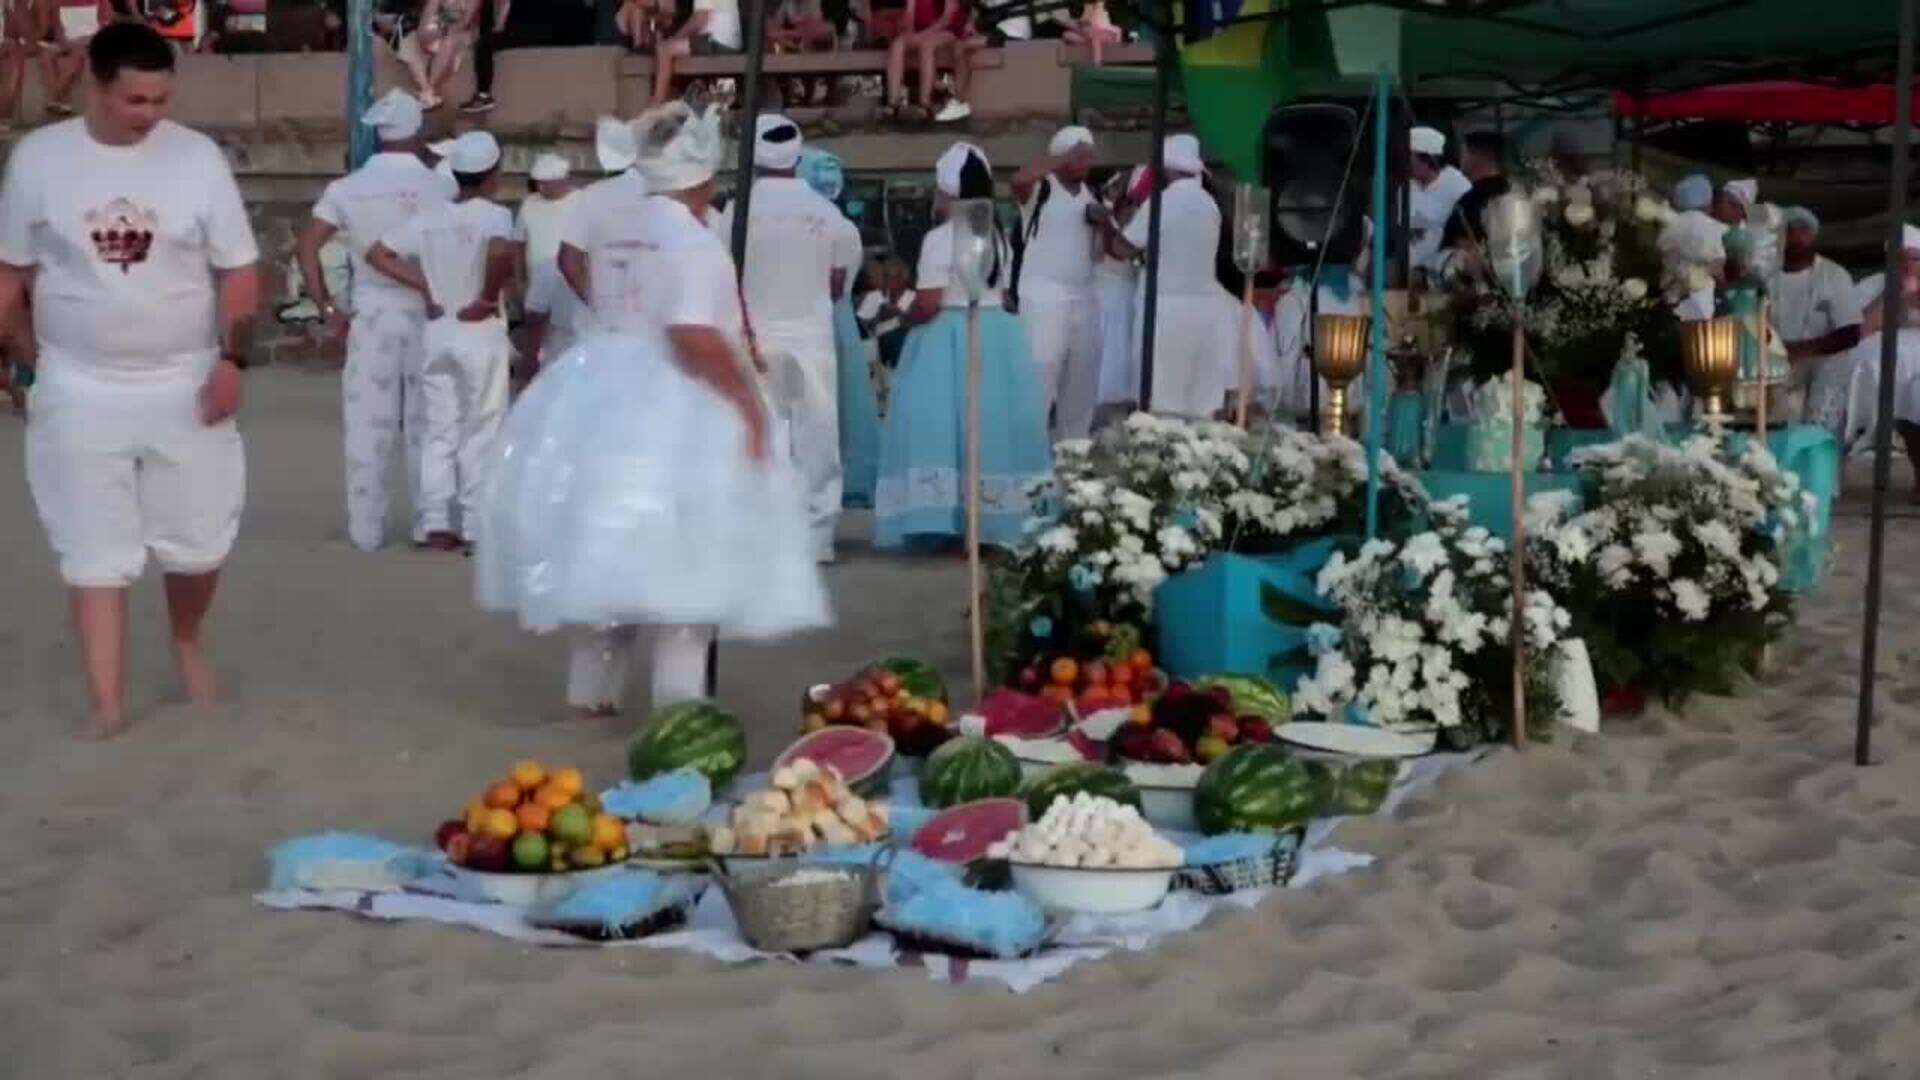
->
<box><xmin>1261</xmin><ymin>100</ymin><xmax>1416</xmax><ymax>283</ymax></box>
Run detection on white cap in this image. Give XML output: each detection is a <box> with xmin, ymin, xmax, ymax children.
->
<box><xmin>595</xmin><ymin>116</ymin><xmax>639</xmax><ymax>173</ymax></box>
<box><xmin>1408</xmin><ymin>126</ymin><xmax>1445</xmax><ymax>157</ymax></box>
<box><xmin>448</xmin><ymin>131</ymin><xmax>501</xmax><ymax>175</ymax></box>
<box><xmin>1164</xmin><ymin>133</ymin><xmax>1206</xmax><ymax>176</ymax></box>
<box><xmin>1048</xmin><ymin>125</ymin><xmax>1094</xmax><ymax>157</ymax></box>
<box><xmin>1904</xmin><ymin>223</ymin><xmax>1920</xmax><ymax>253</ymax></box>
<box><xmin>427</xmin><ymin>138</ymin><xmax>457</xmax><ymax>159</ymax></box>
<box><xmin>1723</xmin><ymin>178</ymin><xmax>1758</xmax><ymax>207</ymax></box>
<box><xmin>361</xmin><ymin>89</ymin><xmax>424</xmax><ymax>142</ymax></box>
<box><xmin>755</xmin><ymin>112</ymin><xmax>803</xmax><ymax>171</ymax></box>
<box><xmin>935</xmin><ymin>141</ymin><xmax>990</xmax><ymax>197</ymax></box>
<box><xmin>530</xmin><ymin>152</ymin><xmax>571</xmax><ymax>182</ymax></box>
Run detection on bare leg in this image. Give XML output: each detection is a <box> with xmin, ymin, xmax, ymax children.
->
<box><xmin>70</xmin><ymin>586</ymin><xmax>128</xmax><ymax>738</ymax></box>
<box><xmin>952</xmin><ymin>39</ymin><xmax>978</xmax><ymax>99</ymax></box>
<box><xmin>915</xmin><ymin>34</ymin><xmax>944</xmax><ymax>105</ymax></box>
<box><xmin>163</xmin><ymin>570</ymin><xmax>222</xmax><ymax>705</ymax></box>
<box><xmin>652</xmin><ymin>38</ymin><xmax>686</xmax><ymax>105</ymax></box>
<box><xmin>884</xmin><ymin>34</ymin><xmax>907</xmax><ymax>106</ymax></box>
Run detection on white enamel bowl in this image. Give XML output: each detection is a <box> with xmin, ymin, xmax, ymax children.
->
<box><xmin>1009</xmin><ymin>861</ymin><xmax>1176</xmax><ymax>915</ymax></box>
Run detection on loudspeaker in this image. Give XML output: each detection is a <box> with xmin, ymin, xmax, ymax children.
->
<box><xmin>1261</xmin><ymin>100</ymin><xmax>1416</xmax><ymax>282</ymax></box>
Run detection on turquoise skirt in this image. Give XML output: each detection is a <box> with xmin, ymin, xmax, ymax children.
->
<box><xmin>835</xmin><ymin>295</ymin><xmax>881</xmax><ymax>508</ymax></box>
<box><xmin>874</xmin><ymin>307</ymin><xmax>1052</xmax><ymax>550</ymax></box>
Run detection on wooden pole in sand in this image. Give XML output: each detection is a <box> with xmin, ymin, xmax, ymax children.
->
<box><xmin>1755</xmin><ymin>298</ymin><xmax>1770</xmax><ymax>437</ymax></box>
<box><xmin>1508</xmin><ymin>318</ymin><xmax>1528</xmax><ymax>750</ymax></box>
<box><xmin>1235</xmin><ymin>280</ymin><xmax>1255</xmax><ymax>428</ymax></box>
<box><xmin>966</xmin><ymin>301</ymin><xmax>986</xmax><ymax>703</ymax></box>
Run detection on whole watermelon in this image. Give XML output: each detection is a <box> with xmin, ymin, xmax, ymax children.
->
<box><xmin>1020</xmin><ymin>763</ymin><xmax>1141</xmax><ymax>820</ymax></box>
<box><xmin>628</xmin><ymin>701</ymin><xmax>747</xmax><ymax>791</ymax></box>
<box><xmin>1324</xmin><ymin>758</ymin><xmax>1400</xmax><ymax>817</ymax></box>
<box><xmin>919</xmin><ymin>737</ymin><xmax>1023</xmax><ymax>809</ymax></box>
<box><xmin>1194</xmin><ymin>744</ymin><xmax>1318</xmax><ymax>835</ymax></box>
<box><xmin>1194</xmin><ymin>674</ymin><xmax>1291</xmax><ymax>725</ymax></box>
<box><xmin>876</xmin><ymin>656</ymin><xmax>948</xmax><ymax>703</ymax></box>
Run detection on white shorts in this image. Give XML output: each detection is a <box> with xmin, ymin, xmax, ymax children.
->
<box><xmin>25</xmin><ymin>355</ymin><xmax>245</xmax><ymax>587</ymax></box>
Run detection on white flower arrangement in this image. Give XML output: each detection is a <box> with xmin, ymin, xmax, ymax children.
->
<box><xmin>1293</xmin><ymin>520</ymin><xmax>1570</xmax><ymax>739</ymax></box>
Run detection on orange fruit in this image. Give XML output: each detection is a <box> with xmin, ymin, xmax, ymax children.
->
<box><xmin>551</xmin><ymin>767</ymin><xmax>585</xmax><ymax>797</ymax></box>
<box><xmin>926</xmin><ymin>701</ymin><xmax>950</xmax><ymax>726</ymax></box>
<box><xmin>463</xmin><ymin>800</ymin><xmax>490</xmax><ymax>835</ymax></box>
<box><xmin>1128</xmin><ymin>648</ymin><xmax>1153</xmax><ymax>673</ymax></box>
<box><xmin>482</xmin><ymin>807</ymin><xmax>519</xmax><ymax>841</ymax></box>
<box><xmin>1128</xmin><ymin>704</ymin><xmax>1152</xmax><ymax>727</ymax></box>
<box><xmin>590</xmin><ymin>813</ymin><xmax>625</xmax><ymax>853</ymax></box>
<box><xmin>510</xmin><ymin>760</ymin><xmax>546</xmax><ymax>791</ymax></box>
<box><xmin>515</xmin><ymin>802</ymin><xmax>552</xmax><ymax>834</ymax></box>
<box><xmin>1050</xmin><ymin>657</ymin><xmax>1079</xmax><ymax>687</ymax></box>
<box><xmin>534</xmin><ymin>783</ymin><xmax>573</xmax><ymax>810</ymax></box>
<box><xmin>483</xmin><ymin>780</ymin><xmax>521</xmax><ymax>810</ymax></box>
<box><xmin>1084</xmin><ymin>661</ymin><xmax>1109</xmax><ymax>686</ymax></box>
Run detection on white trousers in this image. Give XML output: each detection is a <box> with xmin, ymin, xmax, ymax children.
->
<box><xmin>418</xmin><ymin>316</ymin><xmax>511</xmax><ymax>536</ymax></box>
<box><xmin>1795</xmin><ymin>350</ymin><xmax>1855</xmax><ymax>440</ymax></box>
<box><xmin>26</xmin><ymin>353</ymin><xmax>245</xmax><ymax>588</ymax></box>
<box><xmin>759</xmin><ymin>321</ymin><xmax>841</xmax><ymax>560</ymax></box>
<box><xmin>342</xmin><ymin>304</ymin><xmax>428</xmax><ymax>551</ymax></box>
<box><xmin>1095</xmin><ymin>273</ymin><xmax>1139</xmax><ymax>406</ymax></box>
<box><xmin>1021</xmin><ymin>292</ymin><xmax>1103</xmax><ymax>439</ymax></box>
<box><xmin>1135</xmin><ymin>289</ymin><xmax>1234</xmax><ymax>419</ymax></box>
<box><xmin>566</xmin><ymin>624</ymin><xmax>715</xmax><ymax>710</ymax></box>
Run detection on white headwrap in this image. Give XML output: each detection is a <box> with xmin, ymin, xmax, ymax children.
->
<box><xmin>635</xmin><ymin>102</ymin><xmax>726</xmax><ymax>194</ymax></box>
<box><xmin>1904</xmin><ymin>223</ymin><xmax>1920</xmax><ymax>253</ymax></box>
<box><xmin>530</xmin><ymin>152</ymin><xmax>571</xmax><ymax>182</ymax></box>
<box><xmin>1722</xmin><ymin>178</ymin><xmax>1758</xmax><ymax>207</ymax></box>
<box><xmin>755</xmin><ymin>113</ymin><xmax>803</xmax><ymax>171</ymax></box>
<box><xmin>361</xmin><ymin>89</ymin><xmax>423</xmax><ymax>142</ymax></box>
<box><xmin>448</xmin><ymin>131</ymin><xmax>501</xmax><ymax>175</ymax></box>
<box><xmin>1783</xmin><ymin>205</ymin><xmax>1820</xmax><ymax>235</ymax></box>
<box><xmin>595</xmin><ymin>116</ymin><xmax>639</xmax><ymax>174</ymax></box>
<box><xmin>936</xmin><ymin>142</ymin><xmax>989</xmax><ymax>198</ymax></box>
<box><xmin>1673</xmin><ymin>174</ymin><xmax>1713</xmax><ymax>212</ymax></box>
<box><xmin>1164</xmin><ymin>133</ymin><xmax>1207</xmax><ymax>177</ymax></box>
<box><xmin>1408</xmin><ymin>126</ymin><xmax>1445</xmax><ymax>157</ymax></box>
<box><xmin>1047</xmin><ymin>125</ymin><xmax>1094</xmax><ymax>158</ymax></box>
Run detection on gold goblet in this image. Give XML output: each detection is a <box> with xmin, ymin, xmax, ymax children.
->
<box><xmin>1681</xmin><ymin>316</ymin><xmax>1740</xmax><ymax>430</ymax></box>
<box><xmin>1313</xmin><ymin>313</ymin><xmax>1370</xmax><ymax>436</ymax></box>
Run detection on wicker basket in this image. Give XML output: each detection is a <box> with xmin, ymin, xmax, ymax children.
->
<box><xmin>1173</xmin><ymin>831</ymin><xmax>1302</xmax><ymax>896</ymax></box>
<box><xmin>708</xmin><ymin>852</ymin><xmax>887</xmax><ymax>953</ymax></box>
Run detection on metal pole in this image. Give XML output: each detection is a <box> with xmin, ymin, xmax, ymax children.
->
<box><xmin>709</xmin><ymin>0</ymin><xmax>768</xmax><ymax>700</ymax></box>
<box><xmin>346</xmin><ymin>0</ymin><xmax>374</xmax><ymax>169</ymax></box>
<box><xmin>1364</xmin><ymin>68</ymin><xmax>1387</xmax><ymax>538</ymax></box>
<box><xmin>1855</xmin><ymin>0</ymin><xmax>1915</xmax><ymax>767</ymax></box>
<box><xmin>1137</xmin><ymin>0</ymin><xmax>1171</xmax><ymax>410</ymax></box>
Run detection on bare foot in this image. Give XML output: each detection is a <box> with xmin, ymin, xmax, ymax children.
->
<box><xmin>172</xmin><ymin>639</ymin><xmax>221</xmax><ymax>705</ymax></box>
<box><xmin>79</xmin><ymin>712</ymin><xmax>129</xmax><ymax>740</ymax></box>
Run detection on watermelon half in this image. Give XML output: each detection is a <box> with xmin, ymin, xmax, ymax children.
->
<box><xmin>977</xmin><ymin>689</ymin><xmax>1067</xmax><ymax>739</ymax></box>
<box><xmin>910</xmin><ymin>797</ymin><xmax>1027</xmax><ymax>864</ymax></box>
<box><xmin>774</xmin><ymin>727</ymin><xmax>896</xmax><ymax>798</ymax></box>
<box><xmin>628</xmin><ymin>700</ymin><xmax>747</xmax><ymax>791</ymax></box>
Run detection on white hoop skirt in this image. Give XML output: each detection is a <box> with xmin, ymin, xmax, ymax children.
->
<box><xmin>473</xmin><ymin>330</ymin><xmax>832</xmax><ymax>639</ymax></box>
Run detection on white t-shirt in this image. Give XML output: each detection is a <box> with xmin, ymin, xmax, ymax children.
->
<box><xmin>382</xmin><ymin>198</ymin><xmax>514</xmax><ymax>314</ymax></box>
<box><xmin>1122</xmin><ymin>177</ymin><xmax>1220</xmax><ymax>298</ymax></box>
<box><xmin>312</xmin><ymin>151</ymin><xmax>456</xmax><ymax>312</ymax></box>
<box><xmin>712</xmin><ymin>177</ymin><xmax>861</xmax><ymax>331</ymax></box>
<box><xmin>558</xmin><ymin>170</ymin><xmax>654</xmax><ymax>334</ymax></box>
<box><xmin>1267</xmin><ymin>271</ymin><xmax>1365</xmax><ymax>417</ymax></box>
<box><xmin>695</xmin><ymin>0</ymin><xmax>742</xmax><ymax>49</ymax></box>
<box><xmin>635</xmin><ymin>195</ymin><xmax>746</xmax><ymax>347</ymax></box>
<box><xmin>1016</xmin><ymin>174</ymin><xmax>1097</xmax><ymax>303</ymax></box>
<box><xmin>514</xmin><ymin>189</ymin><xmax>580</xmax><ymax>286</ymax></box>
<box><xmin>1408</xmin><ymin>166</ymin><xmax>1470</xmax><ymax>276</ymax></box>
<box><xmin>917</xmin><ymin>220</ymin><xmax>1012</xmax><ymax>308</ymax></box>
<box><xmin>1772</xmin><ymin>255</ymin><xmax>1863</xmax><ymax>354</ymax></box>
<box><xmin>0</xmin><ymin>118</ymin><xmax>259</xmax><ymax>370</ymax></box>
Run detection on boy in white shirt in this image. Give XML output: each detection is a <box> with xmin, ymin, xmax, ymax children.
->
<box><xmin>367</xmin><ymin>131</ymin><xmax>516</xmax><ymax>552</ymax></box>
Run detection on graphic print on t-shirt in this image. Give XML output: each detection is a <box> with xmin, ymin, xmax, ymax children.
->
<box><xmin>86</xmin><ymin>198</ymin><xmax>158</xmax><ymax>273</ymax></box>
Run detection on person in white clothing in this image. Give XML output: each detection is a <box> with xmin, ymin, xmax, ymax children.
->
<box><xmin>1857</xmin><ymin>223</ymin><xmax>1920</xmax><ymax>336</ymax></box>
<box><xmin>1406</xmin><ymin>126</ymin><xmax>1470</xmax><ymax>285</ymax></box>
<box><xmin>367</xmin><ymin>131</ymin><xmax>517</xmax><ymax>552</ymax></box>
<box><xmin>515</xmin><ymin>152</ymin><xmax>585</xmax><ymax>367</ymax></box>
<box><xmin>713</xmin><ymin>113</ymin><xmax>861</xmax><ymax>562</ymax></box>
<box><xmin>1011</xmin><ymin>125</ymin><xmax>1107</xmax><ymax>439</ymax></box>
<box><xmin>1265</xmin><ymin>268</ymin><xmax>1367</xmax><ymax>430</ymax></box>
<box><xmin>1713</xmin><ymin>177</ymin><xmax>1756</xmax><ymax>228</ymax></box>
<box><xmin>1659</xmin><ymin>174</ymin><xmax>1728</xmax><ymax>318</ymax></box>
<box><xmin>557</xmin><ymin>115</ymin><xmax>651</xmax><ymax>324</ymax></box>
<box><xmin>1109</xmin><ymin>133</ymin><xmax>1235</xmax><ymax>419</ymax></box>
<box><xmin>1772</xmin><ymin>206</ymin><xmax>1863</xmax><ymax>436</ymax></box>
<box><xmin>297</xmin><ymin>89</ymin><xmax>457</xmax><ymax>552</ymax></box>
<box><xmin>0</xmin><ymin>24</ymin><xmax>260</xmax><ymax>738</ymax></box>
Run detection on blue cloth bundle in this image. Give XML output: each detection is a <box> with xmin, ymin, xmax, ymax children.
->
<box><xmin>882</xmin><ymin>876</ymin><xmax>1047</xmax><ymax>959</ymax></box>
<box><xmin>599</xmin><ymin>769</ymin><xmax>712</xmax><ymax>824</ymax></box>
<box><xmin>546</xmin><ymin>870</ymin><xmax>705</xmax><ymax>932</ymax></box>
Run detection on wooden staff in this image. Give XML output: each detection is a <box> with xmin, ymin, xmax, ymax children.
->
<box><xmin>1755</xmin><ymin>297</ymin><xmax>1771</xmax><ymax>437</ymax></box>
<box><xmin>1508</xmin><ymin>318</ymin><xmax>1528</xmax><ymax>750</ymax></box>
<box><xmin>966</xmin><ymin>300</ymin><xmax>986</xmax><ymax>703</ymax></box>
<box><xmin>1235</xmin><ymin>278</ymin><xmax>1256</xmax><ymax>428</ymax></box>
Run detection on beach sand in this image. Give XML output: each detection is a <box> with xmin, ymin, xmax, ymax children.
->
<box><xmin>2</xmin><ymin>368</ymin><xmax>1917</xmax><ymax>1078</ymax></box>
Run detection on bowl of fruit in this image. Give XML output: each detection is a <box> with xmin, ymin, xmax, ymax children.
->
<box><xmin>435</xmin><ymin>761</ymin><xmax>635</xmax><ymax>908</ymax></box>
<box><xmin>800</xmin><ymin>657</ymin><xmax>953</xmax><ymax>758</ymax></box>
<box><xmin>1103</xmin><ymin>677</ymin><xmax>1289</xmax><ymax>832</ymax></box>
<box><xmin>1010</xmin><ymin>649</ymin><xmax>1166</xmax><ymax>720</ymax></box>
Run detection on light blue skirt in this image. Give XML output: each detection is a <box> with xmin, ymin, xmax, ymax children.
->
<box><xmin>874</xmin><ymin>307</ymin><xmax>1052</xmax><ymax>550</ymax></box>
<box><xmin>835</xmin><ymin>295</ymin><xmax>881</xmax><ymax>508</ymax></box>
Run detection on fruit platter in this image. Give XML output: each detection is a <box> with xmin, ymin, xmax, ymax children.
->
<box><xmin>436</xmin><ymin>760</ymin><xmax>635</xmax><ymax>907</ymax></box>
<box><xmin>799</xmin><ymin>657</ymin><xmax>953</xmax><ymax>757</ymax></box>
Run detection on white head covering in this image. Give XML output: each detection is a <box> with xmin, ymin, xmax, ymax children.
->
<box><xmin>1722</xmin><ymin>178</ymin><xmax>1758</xmax><ymax>207</ymax></box>
<box><xmin>1163</xmin><ymin>133</ymin><xmax>1206</xmax><ymax>177</ymax></box>
<box><xmin>1048</xmin><ymin>125</ymin><xmax>1094</xmax><ymax>157</ymax></box>
<box><xmin>362</xmin><ymin>89</ymin><xmax>424</xmax><ymax>142</ymax></box>
<box><xmin>1903</xmin><ymin>223</ymin><xmax>1920</xmax><ymax>253</ymax></box>
<box><xmin>427</xmin><ymin>137</ymin><xmax>457</xmax><ymax>160</ymax></box>
<box><xmin>936</xmin><ymin>142</ymin><xmax>989</xmax><ymax>197</ymax></box>
<box><xmin>448</xmin><ymin>131</ymin><xmax>501</xmax><ymax>175</ymax></box>
<box><xmin>635</xmin><ymin>102</ymin><xmax>726</xmax><ymax>193</ymax></box>
<box><xmin>1673</xmin><ymin>174</ymin><xmax>1713</xmax><ymax>212</ymax></box>
<box><xmin>1408</xmin><ymin>126</ymin><xmax>1445</xmax><ymax>157</ymax></box>
<box><xmin>1783</xmin><ymin>205</ymin><xmax>1820</xmax><ymax>235</ymax></box>
<box><xmin>595</xmin><ymin>116</ymin><xmax>639</xmax><ymax>174</ymax></box>
<box><xmin>755</xmin><ymin>112</ymin><xmax>804</xmax><ymax>172</ymax></box>
<box><xmin>530</xmin><ymin>152</ymin><xmax>571</xmax><ymax>182</ymax></box>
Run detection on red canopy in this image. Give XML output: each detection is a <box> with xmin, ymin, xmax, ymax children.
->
<box><xmin>1613</xmin><ymin>81</ymin><xmax>1920</xmax><ymax>126</ymax></box>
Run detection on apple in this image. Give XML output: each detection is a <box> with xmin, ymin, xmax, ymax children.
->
<box><xmin>1206</xmin><ymin>687</ymin><xmax>1234</xmax><ymax>711</ymax></box>
<box><xmin>1148</xmin><ymin>728</ymin><xmax>1191</xmax><ymax>764</ymax></box>
<box><xmin>1112</xmin><ymin>725</ymin><xmax>1155</xmax><ymax>762</ymax></box>
<box><xmin>1018</xmin><ymin>666</ymin><xmax>1042</xmax><ymax>690</ymax></box>
<box><xmin>445</xmin><ymin>833</ymin><xmax>472</xmax><ymax>866</ymax></box>
<box><xmin>433</xmin><ymin>819</ymin><xmax>465</xmax><ymax>852</ymax></box>
<box><xmin>1207</xmin><ymin>715</ymin><xmax>1240</xmax><ymax>744</ymax></box>
<box><xmin>468</xmin><ymin>834</ymin><xmax>511</xmax><ymax>872</ymax></box>
<box><xmin>1238</xmin><ymin>717</ymin><xmax>1274</xmax><ymax>744</ymax></box>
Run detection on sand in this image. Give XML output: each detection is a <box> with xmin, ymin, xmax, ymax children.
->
<box><xmin>2</xmin><ymin>367</ymin><xmax>1919</xmax><ymax>1079</ymax></box>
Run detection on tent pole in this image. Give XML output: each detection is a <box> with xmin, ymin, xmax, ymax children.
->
<box><xmin>1856</xmin><ymin>0</ymin><xmax>1916</xmax><ymax>767</ymax></box>
<box><xmin>709</xmin><ymin>0</ymin><xmax>768</xmax><ymax>700</ymax></box>
<box><xmin>1365</xmin><ymin>68</ymin><xmax>1387</xmax><ymax>539</ymax></box>
<box><xmin>1138</xmin><ymin>0</ymin><xmax>1172</xmax><ymax>411</ymax></box>
<box><xmin>346</xmin><ymin>0</ymin><xmax>373</xmax><ymax>169</ymax></box>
